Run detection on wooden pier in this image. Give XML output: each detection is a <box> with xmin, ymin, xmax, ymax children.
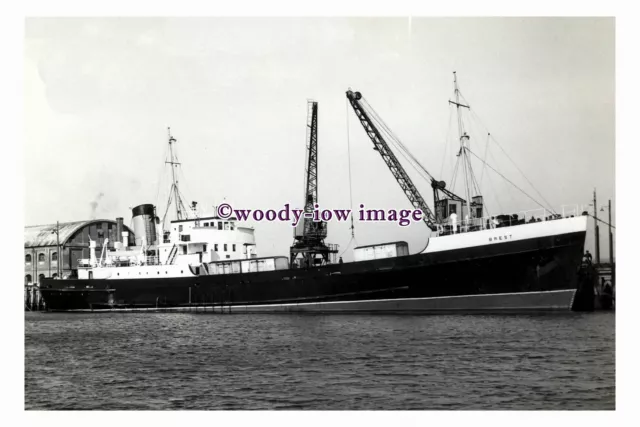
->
<box><xmin>24</xmin><ymin>285</ymin><xmax>46</xmax><ymax>312</ymax></box>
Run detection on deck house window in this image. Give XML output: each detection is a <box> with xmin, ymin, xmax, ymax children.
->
<box><xmin>232</xmin><ymin>244</ymin><xmax>236</xmax><ymax>252</ymax></box>
<box><xmin>25</xmin><ymin>254</ymin><xmax>32</xmax><ymax>264</ymax></box>
<box><xmin>224</xmin><ymin>244</ymin><xmax>227</xmax><ymax>252</ymax></box>
<box><xmin>218</xmin><ymin>222</ymin><xmax>223</xmax><ymax>230</ymax></box>
<box><xmin>38</xmin><ymin>253</ymin><xmax>45</xmax><ymax>263</ymax></box>
<box><xmin>51</xmin><ymin>252</ymin><xmax>58</xmax><ymax>262</ymax></box>
<box><xmin>214</xmin><ymin>244</ymin><xmax>218</xmax><ymax>251</ymax></box>
<box><xmin>179</xmin><ymin>225</ymin><xmax>183</xmax><ymax>232</ymax></box>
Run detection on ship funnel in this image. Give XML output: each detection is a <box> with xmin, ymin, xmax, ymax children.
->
<box><xmin>131</xmin><ymin>204</ymin><xmax>158</xmax><ymax>246</ymax></box>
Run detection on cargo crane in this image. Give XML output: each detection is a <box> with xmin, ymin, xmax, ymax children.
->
<box><xmin>290</xmin><ymin>101</ymin><xmax>339</xmax><ymax>267</ymax></box>
<box><xmin>346</xmin><ymin>89</ymin><xmax>480</xmax><ymax>233</ymax></box>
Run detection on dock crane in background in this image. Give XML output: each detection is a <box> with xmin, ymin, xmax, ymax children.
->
<box><xmin>290</xmin><ymin>101</ymin><xmax>339</xmax><ymax>267</ymax></box>
<box><xmin>345</xmin><ymin>89</ymin><xmax>481</xmax><ymax>233</ymax></box>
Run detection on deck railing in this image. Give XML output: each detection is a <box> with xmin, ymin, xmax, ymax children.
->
<box><xmin>437</xmin><ymin>204</ymin><xmax>582</xmax><ymax>237</ymax></box>
<box><xmin>77</xmin><ymin>255</ymin><xmax>163</xmax><ymax>268</ymax></box>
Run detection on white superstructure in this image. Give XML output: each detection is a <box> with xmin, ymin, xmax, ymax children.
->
<box><xmin>76</xmin><ymin>130</ymin><xmax>266</xmax><ymax>280</ymax></box>
<box><xmin>77</xmin><ymin>206</ymin><xmax>259</xmax><ymax>280</ymax></box>
<box><xmin>163</xmin><ymin>214</ymin><xmax>257</xmax><ymax>264</ymax></box>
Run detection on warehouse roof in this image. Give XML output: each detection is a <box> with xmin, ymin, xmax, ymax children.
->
<box><xmin>24</xmin><ymin>219</ymin><xmax>123</xmax><ymax>248</ymax></box>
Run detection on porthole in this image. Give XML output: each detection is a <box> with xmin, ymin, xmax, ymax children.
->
<box><xmin>157</xmin><ymin>271</ymin><xmax>160</xmax><ymax>275</ymax></box>
<box><xmin>181</xmin><ymin>270</ymin><xmax>183</xmax><ymax>274</ymax></box>
<box><xmin>117</xmin><ymin>273</ymin><xmax>119</xmax><ymax>276</ymax></box>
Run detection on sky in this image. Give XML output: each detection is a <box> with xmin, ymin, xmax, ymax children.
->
<box><xmin>24</xmin><ymin>17</ymin><xmax>615</xmax><ymax>261</ymax></box>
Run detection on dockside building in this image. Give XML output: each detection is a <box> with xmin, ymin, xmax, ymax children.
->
<box><xmin>24</xmin><ymin>219</ymin><xmax>135</xmax><ymax>285</ymax></box>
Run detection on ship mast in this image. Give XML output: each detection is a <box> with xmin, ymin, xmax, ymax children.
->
<box><xmin>165</xmin><ymin>127</ymin><xmax>187</xmax><ymax>221</ymax></box>
<box><xmin>449</xmin><ymin>72</ymin><xmax>474</xmax><ymax>222</ymax></box>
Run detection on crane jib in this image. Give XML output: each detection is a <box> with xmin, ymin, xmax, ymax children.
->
<box><xmin>346</xmin><ymin>90</ymin><xmax>438</xmax><ymax>231</ymax></box>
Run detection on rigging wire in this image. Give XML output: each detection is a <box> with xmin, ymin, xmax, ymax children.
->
<box><xmin>480</xmin><ymin>133</ymin><xmax>490</xmax><ymax>187</ymax></box>
<box><xmin>487</xmin><ymin>146</ymin><xmax>518</xmax><ymax>210</ymax></box>
<box><xmin>450</xmin><ymin>151</ymin><xmax>461</xmax><ymax>192</ymax></box>
<box><xmin>453</xmin><ymin>82</ymin><xmax>557</xmax><ymax>216</ymax></box>
<box><xmin>154</xmin><ymin>139</ymin><xmax>170</xmax><ymax>211</ymax></box>
<box><xmin>466</xmin><ymin>149</ymin><xmax>482</xmax><ymax>196</ymax></box>
<box><xmin>176</xmin><ymin>187</ymin><xmax>191</xmax><ymax>218</ymax></box>
<box><xmin>364</xmin><ymin>105</ymin><xmax>434</xmax><ymax>185</ymax></box>
<box><xmin>173</xmin><ymin>143</ymin><xmax>198</xmax><ymax>214</ymax></box>
<box><xmin>352</xmin><ymin>96</ymin><xmax>464</xmax><ymax>222</ymax></box>
<box><xmin>361</xmin><ymin>98</ymin><xmax>436</xmax><ymax>181</ymax></box>
<box><xmin>161</xmin><ymin>187</ymin><xmax>174</xmax><ymax>226</ymax></box>
<box><xmin>456</xmin><ymin>98</ymin><xmax>485</xmax><ymax>198</ymax></box>
<box><xmin>440</xmin><ymin>106</ymin><xmax>454</xmax><ymax>178</ymax></box>
<box><xmin>585</xmin><ymin>213</ymin><xmax>616</xmax><ymax>229</ymax></box>
<box><xmin>339</xmin><ymin>95</ymin><xmax>359</xmax><ymax>256</ymax></box>
<box><xmin>465</xmin><ymin>150</ymin><xmax>482</xmax><ymax>213</ymax></box>
<box><xmin>345</xmin><ymin>97</ymin><xmax>356</xmax><ymax>239</ymax></box>
<box><xmin>483</xmin><ymin>168</ymin><xmax>502</xmax><ymax>214</ymax></box>
<box><xmin>463</xmin><ymin>138</ymin><xmax>489</xmax><ymax>216</ymax></box>
<box><xmin>339</xmin><ymin>235</ymin><xmax>358</xmax><ymax>258</ymax></box>
<box><xmin>353</xmin><ymin>90</ymin><xmax>554</xmax><ymax>222</ymax></box>
<box><xmin>467</xmin><ymin>108</ymin><xmax>556</xmax><ymax>215</ymax></box>
<box><xmin>467</xmin><ymin>148</ymin><xmax>551</xmax><ymax>213</ymax></box>
<box><xmin>163</xmin><ymin>133</ymin><xmax>191</xmax><ymax>222</ymax></box>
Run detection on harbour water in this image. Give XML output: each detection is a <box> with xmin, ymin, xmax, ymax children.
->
<box><xmin>25</xmin><ymin>311</ymin><xmax>615</xmax><ymax>410</ymax></box>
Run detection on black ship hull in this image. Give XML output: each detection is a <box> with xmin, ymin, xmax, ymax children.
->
<box><xmin>40</xmin><ymin>223</ymin><xmax>587</xmax><ymax>313</ymax></box>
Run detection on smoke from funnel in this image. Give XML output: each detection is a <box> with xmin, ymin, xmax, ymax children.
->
<box><xmin>90</xmin><ymin>192</ymin><xmax>105</xmax><ymax>219</ymax></box>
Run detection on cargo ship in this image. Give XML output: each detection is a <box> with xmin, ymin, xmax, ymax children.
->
<box><xmin>39</xmin><ymin>76</ymin><xmax>589</xmax><ymax>313</ymax></box>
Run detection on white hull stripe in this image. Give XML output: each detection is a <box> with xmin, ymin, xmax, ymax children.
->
<box><xmin>423</xmin><ymin>216</ymin><xmax>587</xmax><ymax>254</ymax></box>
